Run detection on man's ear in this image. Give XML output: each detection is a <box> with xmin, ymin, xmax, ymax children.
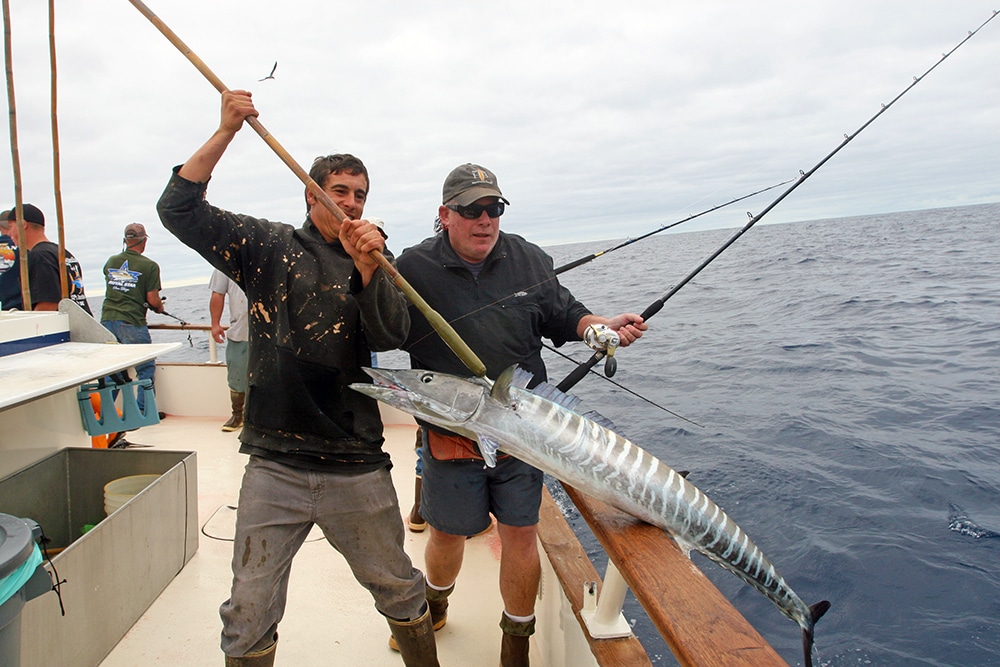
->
<box><xmin>437</xmin><ymin>205</ymin><xmax>450</xmax><ymax>230</ymax></box>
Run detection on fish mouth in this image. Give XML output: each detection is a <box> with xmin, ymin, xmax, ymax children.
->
<box><xmin>353</xmin><ymin>367</ymin><xmax>484</xmax><ymax>425</ymax></box>
<box><xmin>361</xmin><ymin>367</ymin><xmax>405</xmax><ymax>391</ymax></box>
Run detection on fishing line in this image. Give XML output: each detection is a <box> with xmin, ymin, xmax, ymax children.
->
<box><xmin>553</xmin><ymin>177</ymin><xmax>794</xmax><ymax>275</ymax></box>
<box><xmin>555</xmin><ymin>9</ymin><xmax>1000</xmax><ymax>393</ymax></box>
<box><xmin>541</xmin><ymin>341</ymin><xmax>703</xmax><ymax>427</ymax></box>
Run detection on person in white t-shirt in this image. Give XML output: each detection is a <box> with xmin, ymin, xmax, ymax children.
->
<box><xmin>209</xmin><ymin>269</ymin><xmax>249</xmax><ymax>431</ymax></box>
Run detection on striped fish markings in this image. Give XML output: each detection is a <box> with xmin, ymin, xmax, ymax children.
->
<box><xmin>352</xmin><ymin>365</ymin><xmax>830</xmax><ymax>666</ymax></box>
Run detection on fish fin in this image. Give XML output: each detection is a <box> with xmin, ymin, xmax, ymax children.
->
<box><xmin>478</xmin><ymin>434</ymin><xmax>500</xmax><ymax>468</ymax></box>
<box><xmin>800</xmin><ymin>600</ymin><xmax>831</xmax><ymax>667</ymax></box>
<box><xmin>508</xmin><ymin>366</ymin><xmax>534</xmax><ymax>389</ymax></box>
<box><xmin>580</xmin><ymin>409</ymin><xmax>619</xmax><ymax>432</ymax></box>
<box><xmin>492</xmin><ymin>365</ymin><xmax>529</xmax><ymax>404</ymax></box>
<box><xmin>531</xmin><ymin>381</ymin><xmax>583</xmax><ymax>413</ymax></box>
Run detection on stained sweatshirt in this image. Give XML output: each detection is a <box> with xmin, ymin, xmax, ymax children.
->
<box><xmin>157</xmin><ymin>167</ymin><xmax>409</xmax><ymax>473</ymax></box>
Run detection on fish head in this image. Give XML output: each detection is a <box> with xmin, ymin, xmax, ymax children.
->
<box><xmin>350</xmin><ymin>367</ymin><xmax>491</xmax><ymax>432</ymax></box>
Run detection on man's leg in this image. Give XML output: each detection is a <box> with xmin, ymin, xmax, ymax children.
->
<box><xmin>425</xmin><ymin>526</ymin><xmax>467</xmax><ymax>591</ymax></box>
<box><xmin>101</xmin><ymin>320</ymin><xmax>155</xmax><ymax>411</ymax></box>
<box><xmin>488</xmin><ymin>459</ymin><xmax>544</xmax><ymax>667</ymax></box>
<box><xmin>315</xmin><ymin>467</ymin><xmax>438</xmax><ymax>665</ymax></box>
<box><xmin>496</xmin><ymin>523</ymin><xmax>540</xmax><ymax>616</ymax></box>
<box><xmin>220</xmin><ymin>457</ymin><xmax>313</xmax><ymax>659</ymax></box>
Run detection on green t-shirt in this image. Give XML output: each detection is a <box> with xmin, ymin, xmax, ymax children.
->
<box><xmin>101</xmin><ymin>249</ymin><xmax>161</xmax><ymax>326</ymax></box>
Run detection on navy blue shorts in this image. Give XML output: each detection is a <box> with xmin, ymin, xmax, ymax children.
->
<box><xmin>420</xmin><ymin>430</ymin><xmax>543</xmax><ymax>536</ymax></box>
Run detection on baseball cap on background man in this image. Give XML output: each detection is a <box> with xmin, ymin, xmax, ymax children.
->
<box><xmin>124</xmin><ymin>223</ymin><xmax>148</xmax><ymax>241</ymax></box>
<box><xmin>441</xmin><ymin>163</ymin><xmax>511</xmax><ymax>207</ymax></box>
<box><xmin>5</xmin><ymin>204</ymin><xmax>45</xmax><ymax>225</ymax></box>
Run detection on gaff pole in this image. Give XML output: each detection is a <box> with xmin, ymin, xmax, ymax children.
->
<box><xmin>556</xmin><ymin>9</ymin><xmax>1000</xmax><ymax>393</ymax></box>
<box><xmin>127</xmin><ymin>0</ymin><xmax>488</xmax><ymax>378</ymax></box>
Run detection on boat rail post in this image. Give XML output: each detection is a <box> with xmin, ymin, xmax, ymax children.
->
<box><xmin>208</xmin><ymin>337</ymin><xmax>219</xmax><ymax>364</ymax></box>
<box><xmin>580</xmin><ymin>559</ymin><xmax>633</xmax><ymax>639</ymax></box>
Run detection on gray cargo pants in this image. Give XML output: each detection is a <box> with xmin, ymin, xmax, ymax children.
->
<box><xmin>220</xmin><ymin>455</ymin><xmax>425</xmax><ymax>656</ymax></box>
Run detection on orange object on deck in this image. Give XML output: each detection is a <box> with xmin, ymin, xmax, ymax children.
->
<box><xmin>88</xmin><ymin>392</ymin><xmax>122</xmax><ymax>448</ymax></box>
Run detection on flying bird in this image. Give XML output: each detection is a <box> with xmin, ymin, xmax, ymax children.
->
<box><xmin>259</xmin><ymin>61</ymin><xmax>277</xmax><ymax>81</ymax></box>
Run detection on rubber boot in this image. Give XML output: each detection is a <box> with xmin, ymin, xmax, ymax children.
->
<box><xmin>390</xmin><ymin>583</ymin><xmax>451</xmax><ymax>650</ymax></box>
<box><xmin>499</xmin><ymin>613</ymin><xmax>534</xmax><ymax>667</ymax></box>
<box><xmin>387</xmin><ymin>606</ymin><xmax>440</xmax><ymax>666</ymax></box>
<box><xmin>222</xmin><ymin>390</ymin><xmax>245</xmax><ymax>432</ymax></box>
<box><xmin>407</xmin><ymin>476</ymin><xmax>427</xmax><ymax>532</ymax></box>
<box><xmin>224</xmin><ymin>634</ymin><xmax>276</xmax><ymax>666</ymax></box>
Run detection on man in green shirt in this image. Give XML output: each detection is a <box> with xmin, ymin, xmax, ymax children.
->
<box><xmin>100</xmin><ymin>223</ymin><xmax>164</xmax><ymax>412</ymax></box>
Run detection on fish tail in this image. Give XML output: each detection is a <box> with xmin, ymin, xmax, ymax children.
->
<box><xmin>801</xmin><ymin>600</ymin><xmax>831</xmax><ymax>667</ymax></box>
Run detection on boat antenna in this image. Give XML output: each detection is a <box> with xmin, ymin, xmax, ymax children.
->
<box><xmin>127</xmin><ymin>0</ymin><xmax>487</xmax><ymax>378</ymax></box>
<box><xmin>553</xmin><ymin>177</ymin><xmax>795</xmax><ymax>275</ymax></box>
<box><xmin>556</xmin><ymin>9</ymin><xmax>1000</xmax><ymax>393</ymax></box>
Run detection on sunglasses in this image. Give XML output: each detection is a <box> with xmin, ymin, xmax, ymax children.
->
<box><xmin>445</xmin><ymin>201</ymin><xmax>505</xmax><ymax>219</ymax></box>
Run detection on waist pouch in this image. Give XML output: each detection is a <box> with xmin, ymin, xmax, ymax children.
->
<box><xmin>425</xmin><ymin>430</ymin><xmax>509</xmax><ymax>462</ymax></box>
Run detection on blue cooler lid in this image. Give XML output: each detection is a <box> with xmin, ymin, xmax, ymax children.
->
<box><xmin>0</xmin><ymin>513</ymin><xmax>34</xmax><ymax>579</ymax></box>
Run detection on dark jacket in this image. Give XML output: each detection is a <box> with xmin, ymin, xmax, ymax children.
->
<box><xmin>157</xmin><ymin>168</ymin><xmax>409</xmax><ymax>473</ymax></box>
<box><xmin>397</xmin><ymin>230</ymin><xmax>590</xmax><ymax>384</ymax></box>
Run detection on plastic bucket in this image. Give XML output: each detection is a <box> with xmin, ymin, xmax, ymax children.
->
<box><xmin>103</xmin><ymin>474</ymin><xmax>160</xmax><ymax>516</ymax></box>
<box><xmin>0</xmin><ymin>514</ymin><xmax>44</xmax><ymax>667</ymax></box>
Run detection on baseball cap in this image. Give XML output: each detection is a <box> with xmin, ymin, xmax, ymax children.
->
<box><xmin>5</xmin><ymin>204</ymin><xmax>45</xmax><ymax>225</ymax></box>
<box><xmin>124</xmin><ymin>223</ymin><xmax>148</xmax><ymax>240</ymax></box>
<box><xmin>442</xmin><ymin>163</ymin><xmax>510</xmax><ymax>207</ymax></box>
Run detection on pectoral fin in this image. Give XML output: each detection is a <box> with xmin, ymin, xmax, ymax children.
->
<box><xmin>478</xmin><ymin>434</ymin><xmax>500</xmax><ymax>468</ymax></box>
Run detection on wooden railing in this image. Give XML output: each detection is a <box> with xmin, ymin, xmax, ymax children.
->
<box><xmin>537</xmin><ymin>485</ymin><xmax>788</xmax><ymax>667</ymax></box>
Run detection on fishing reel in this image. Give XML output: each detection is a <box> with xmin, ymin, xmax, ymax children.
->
<box><xmin>582</xmin><ymin>324</ymin><xmax>620</xmax><ymax>377</ymax></box>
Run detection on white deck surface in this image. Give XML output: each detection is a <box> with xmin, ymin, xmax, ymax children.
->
<box><xmin>98</xmin><ymin>414</ymin><xmax>540</xmax><ymax>666</ymax></box>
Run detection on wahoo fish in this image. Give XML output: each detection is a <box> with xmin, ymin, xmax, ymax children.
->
<box><xmin>351</xmin><ymin>365</ymin><xmax>830</xmax><ymax>666</ymax></box>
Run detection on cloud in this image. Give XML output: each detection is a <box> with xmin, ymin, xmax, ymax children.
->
<box><xmin>1</xmin><ymin>1</ymin><xmax>997</xmax><ymax>289</ymax></box>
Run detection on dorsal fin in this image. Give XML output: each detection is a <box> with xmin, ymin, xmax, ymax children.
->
<box><xmin>491</xmin><ymin>365</ymin><xmax>530</xmax><ymax>403</ymax></box>
<box><xmin>530</xmin><ymin>381</ymin><xmax>582</xmax><ymax>412</ymax></box>
<box><xmin>580</xmin><ymin>409</ymin><xmax>620</xmax><ymax>433</ymax></box>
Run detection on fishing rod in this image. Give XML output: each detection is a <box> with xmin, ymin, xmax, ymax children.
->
<box><xmin>556</xmin><ymin>9</ymin><xmax>1000</xmax><ymax>394</ymax></box>
<box><xmin>148</xmin><ymin>302</ymin><xmax>194</xmax><ymax>346</ymax></box>
<box><xmin>553</xmin><ymin>177</ymin><xmax>795</xmax><ymax>275</ymax></box>
<box><xmin>128</xmin><ymin>0</ymin><xmax>487</xmax><ymax>378</ymax></box>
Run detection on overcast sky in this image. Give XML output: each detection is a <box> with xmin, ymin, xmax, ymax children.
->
<box><xmin>2</xmin><ymin>1</ymin><xmax>998</xmax><ymax>287</ymax></box>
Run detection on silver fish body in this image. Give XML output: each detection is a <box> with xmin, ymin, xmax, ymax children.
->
<box><xmin>351</xmin><ymin>365</ymin><xmax>828</xmax><ymax>664</ymax></box>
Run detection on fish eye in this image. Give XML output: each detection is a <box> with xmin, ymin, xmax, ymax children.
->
<box><xmin>419</xmin><ymin>372</ymin><xmax>434</xmax><ymax>384</ymax></box>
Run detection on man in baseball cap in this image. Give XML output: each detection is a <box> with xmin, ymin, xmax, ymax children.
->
<box><xmin>100</xmin><ymin>223</ymin><xmax>164</xmax><ymax>413</ymax></box>
<box><xmin>2</xmin><ymin>203</ymin><xmax>92</xmax><ymax>313</ymax></box>
<box><xmin>395</xmin><ymin>163</ymin><xmax>647</xmax><ymax>666</ymax></box>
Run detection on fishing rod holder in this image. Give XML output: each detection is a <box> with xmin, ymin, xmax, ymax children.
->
<box><xmin>581</xmin><ymin>560</ymin><xmax>632</xmax><ymax>639</ymax></box>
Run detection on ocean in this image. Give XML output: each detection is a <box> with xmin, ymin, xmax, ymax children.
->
<box><xmin>146</xmin><ymin>201</ymin><xmax>1000</xmax><ymax>666</ymax></box>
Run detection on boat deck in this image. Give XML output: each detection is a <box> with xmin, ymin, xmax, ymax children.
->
<box><xmin>98</xmin><ymin>414</ymin><xmax>540</xmax><ymax>666</ymax></box>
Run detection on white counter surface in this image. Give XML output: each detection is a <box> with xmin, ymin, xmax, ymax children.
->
<box><xmin>0</xmin><ymin>341</ymin><xmax>180</xmax><ymax>410</ymax></box>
